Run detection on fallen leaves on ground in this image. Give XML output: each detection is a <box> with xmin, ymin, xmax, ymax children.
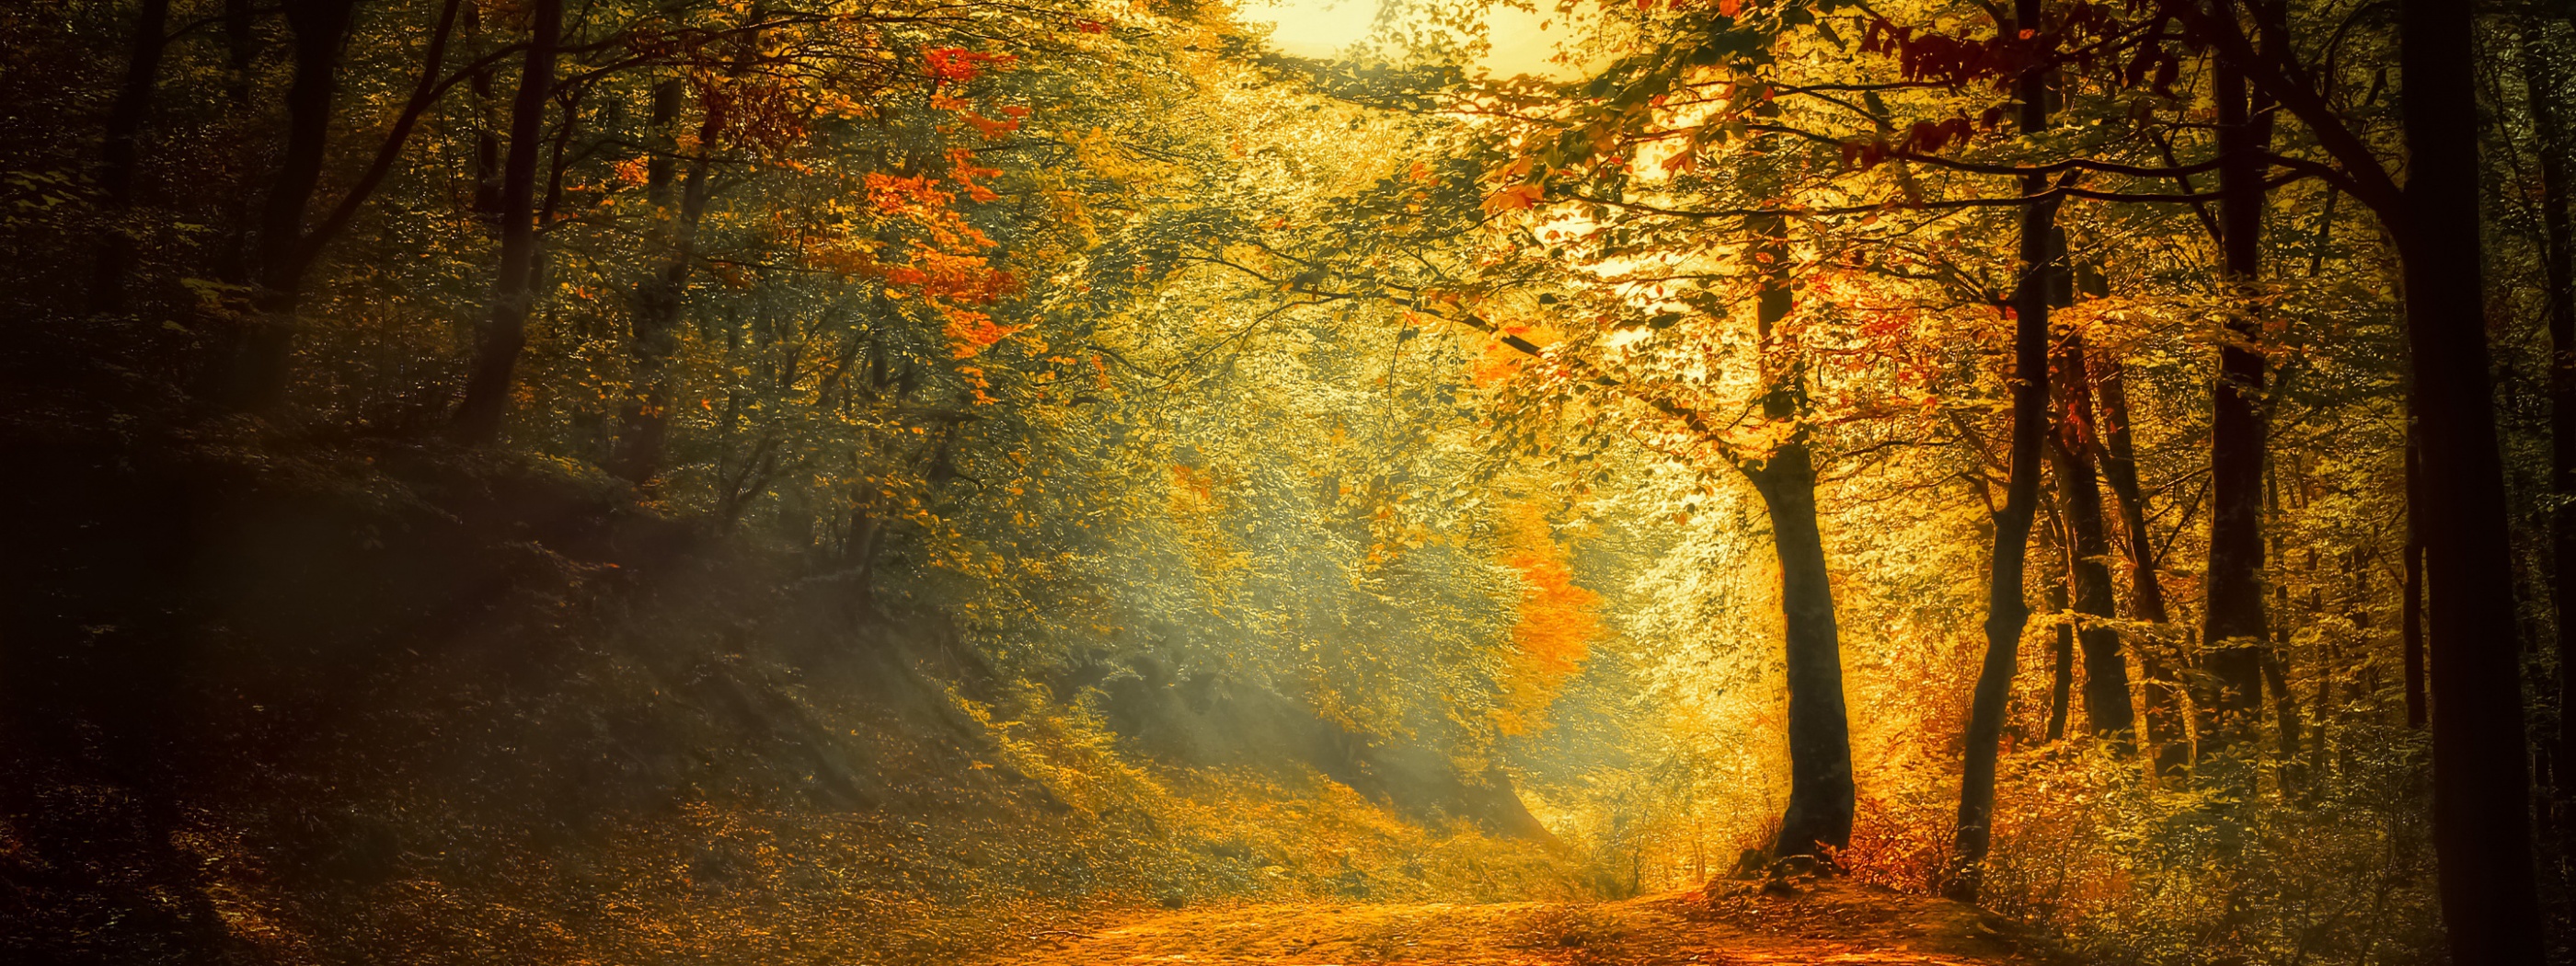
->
<box><xmin>988</xmin><ymin>878</ymin><xmax>2051</xmax><ymax>965</ymax></box>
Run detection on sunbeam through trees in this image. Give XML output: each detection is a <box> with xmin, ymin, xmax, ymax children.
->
<box><xmin>1</xmin><ymin>0</ymin><xmax>2565</xmax><ymax>962</ymax></box>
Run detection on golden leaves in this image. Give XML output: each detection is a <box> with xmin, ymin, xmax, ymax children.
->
<box><xmin>1482</xmin><ymin>182</ymin><xmax>1547</xmax><ymax>214</ymax></box>
<box><xmin>1489</xmin><ymin>500</ymin><xmax>1602</xmax><ymax>737</ymax></box>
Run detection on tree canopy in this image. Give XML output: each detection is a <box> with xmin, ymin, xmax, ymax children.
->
<box><xmin>3</xmin><ymin>0</ymin><xmax>2568</xmax><ymax>962</ymax></box>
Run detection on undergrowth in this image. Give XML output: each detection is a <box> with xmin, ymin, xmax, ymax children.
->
<box><xmin>0</xmin><ymin>430</ymin><xmax>1586</xmax><ymax>966</ymax></box>
<box><xmin>1825</xmin><ymin>733</ymin><xmax>2443</xmax><ymax>966</ymax></box>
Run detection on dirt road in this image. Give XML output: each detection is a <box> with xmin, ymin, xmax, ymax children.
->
<box><xmin>995</xmin><ymin>879</ymin><xmax>2051</xmax><ymax>965</ymax></box>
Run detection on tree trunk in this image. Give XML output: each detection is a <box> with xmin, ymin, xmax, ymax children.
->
<box><xmin>530</xmin><ymin>81</ymin><xmax>578</xmax><ymax>294</ymax></box>
<box><xmin>609</xmin><ymin>78</ymin><xmax>715</xmax><ymax>482</ymax></box>
<box><xmin>2401</xmin><ymin>0</ymin><xmax>2546</xmax><ymax>959</ymax></box>
<box><xmin>87</xmin><ymin>0</ymin><xmax>173</xmax><ymax>314</ymax></box>
<box><xmin>289</xmin><ymin>0</ymin><xmax>461</xmax><ymax>282</ymax></box>
<box><xmin>467</xmin><ymin>0</ymin><xmax>502</xmax><ymax>226</ymax></box>
<box><xmin>2044</xmin><ymin>522</ymin><xmax>2074</xmax><ymax>743</ymax></box>
<box><xmin>2403</xmin><ymin>433</ymin><xmax>2427</xmax><ymax>729</ymax></box>
<box><xmin>2199</xmin><ymin>32</ymin><xmax>2271</xmax><ymax>763</ymax></box>
<box><xmin>204</xmin><ymin>0</ymin><xmax>356</xmax><ymax>412</ymax></box>
<box><xmin>2047</xmin><ymin>328</ymin><xmax>2135</xmax><ymax>743</ymax></box>
<box><xmin>2524</xmin><ymin>20</ymin><xmax>2576</xmax><ymax>806</ymax></box>
<box><xmin>1948</xmin><ymin>0</ymin><xmax>2055</xmax><ymax>900</ymax></box>
<box><xmin>222</xmin><ymin>0</ymin><xmax>255</xmax><ymax>104</ymax></box>
<box><xmin>646</xmin><ymin>78</ymin><xmax>681</xmax><ymax>211</ymax></box>
<box><xmin>2266</xmin><ymin>467</ymin><xmax>2305</xmax><ymax>789</ymax></box>
<box><xmin>212</xmin><ymin>0</ymin><xmax>258</xmax><ymax>282</ymax></box>
<box><xmin>257</xmin><ymin>0</ymin><xmax>352</xmax><ymax>297</ymax></box>
<box><xmin>452</xmin><ymin>0</ymin><xmax>558</xmax><ymax>441</ymax></box>
<box><xmin>2263</xmin><ymin>648</ymin><xmax>2304</xmax><ymax>786</ymax></box>
<box><xmin>1746</xmin><ymin>457</ymin><xmax>1855</xmax><ymax>861</ymax></box>
<box><xmin>1738</xmin><ymin>211</ymin><xmax>1854</xmax><ymax>861</ymax></box>
<box><xmin>2093</xmin><ymin>351</ymin><xmax>2190</xmax><ymax>775</ymax></box>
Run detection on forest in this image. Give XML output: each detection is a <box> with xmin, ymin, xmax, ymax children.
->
<box><xmin>0</xmin><ymin>0</ymin><xmax>2567</xmax><ymax>961</ymax></box>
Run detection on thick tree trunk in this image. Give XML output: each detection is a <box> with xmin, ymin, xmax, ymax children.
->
<box><xmin>204</xmin><ymin>0</ymin><xmax>355</xmax><ymax>411</ymax></box>
<box><xmin>2047</xmin><ymin>329</ymin><xmax>2135</xmax><ymax>743</ymax></box>
<box><xmin>452</xmin><ymin>0</ymin><xmax>559</xmax><ymax>441</ymax></box>
<box><xmin>1948</xmin><ymin>0</ymin><xmax>2055</xmax><ymax>899</ymax></box>
<box><xmin>1738</xmin><ymin>212</ymin><xmax>1854</xmax><ymax>861</ymax></box>
<box><xmin>2200</xmin><ymin>37</ymin><xmax>2271</xmax><ymax>762</ymax></box>
<box><xmin>2093</xmin><ymin>352</ymin><xmax>2190</xmax><ymax>775</ymax></box>
<box><xmin>2401</xmin><ymin>0</ymin><xmax>2546</xmax><ymax>960</ymax></box>
<box><xmin>1747</xmin><ymin>459</ymin><xmax>1855</xmax><ymax>860</ymax></box>
<box><xmin>87</xmin><ymin>0</ymin><xmax>173</xmax><ymax>314</ymax></box>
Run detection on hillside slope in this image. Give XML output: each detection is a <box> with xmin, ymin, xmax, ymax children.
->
<box><xmin>0</xmin><ymin>404</ymin><xmax>1575</xmax><ymax>966</ymax></box>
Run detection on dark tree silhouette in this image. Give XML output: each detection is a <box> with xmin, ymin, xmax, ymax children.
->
<box><xmin>1949</xmin><ymin>0</ymin><xmax>2058</xmax><ymax>901</ymax></box>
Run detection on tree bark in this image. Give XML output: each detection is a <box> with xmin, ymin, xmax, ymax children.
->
<box><xmin>203</xmin><ymin>0</ymin><xmax>356</xmax><ymax>411</ymax></box>
<box><xmin>2524</xmin><ymin>20</ymin><xmax>2576</xmax><ymax>806</ymax></box>
<box><xmin>87</xmin><ymin>0</ymin><xmax>173</xmax><ymax>314</ymax></box>
<box><xmin>2265</xmin><ymin>467</ymin><xmax>2305</xmax><ymax>789</ymax></box>
<box><xmin>645</xmin><ymin>78</ymin><xmax>681</xmax><ymax>211</ymax></box>
<box><xmin>609</xmin><ymin>78</ymin><xmax>717</xmax><ymax>482</ymax></box>
<box><xmin>2401</xmin><ymin>0</ymin><xmax>2547</xmax><ymax>959</ymax></box>
<box><xmin>2168</xmin><ymin>1</ymin><xmax>2542</xmax><ymax>952</ymax></box>
<box><xmin>289</xmin><ymin>0</ymin><xmax>462</xmax><ymax>281</ymax></box>
<box><xmin>2403</xmin><ymin>431</ymin><xmax>2427</xmax><ymax>729</ymax></box>
<box><xmin>452</xmin><ymin>0</ymin><xmax>559</xmax><ymax>441</ymax></box>
<box><xmin>2263</xmin><ymin>645</ymin><xmax>2304</xmax><ymax>785</ymax></box>
<box><xmin>1738</xmin><ymin>211</ymin><xmax>1854</xmax><ymax>861</ymax></box>
<box><xmin>222</xmin><ymin>0</ymin><xmax>255</xmax><ymax>104</ymax></box>
<box><xmin>211</xmin><ymin>0</ymin><xmax>258</xmax><ymax>281</ymax></box>
<box><xmin>2199</xmin><ymin>28</ymin><xmax>2271</xmax><ymax>763</ymax></box>
<box><xmin>530</xmin><ymin>80</ymin><xmax>579</xmax><ymax>294</ymax></box>
<box><xmin>2093</xmin><ymin>351</ymin><xmax>2190</xmax><ymax>775</ymax></box>
<box><xmin>256</xmin><ymin>0</ymin><xmax>352</xmax><ymax>299</ymax></box>
<box><xmin>1948</xmin><ymin>0</ymin><xmax>2055</xmax><ymax>900</ymax></box>
<box><xmin>467</xmin><ymin>1</ymin><xmax>503</xmax><ymax>226</ymax></box>
<box><xmin>2046</xmin><ymin>328</ymin><xmax>2135</xmax><ymax>743</ymax></box>
<box><xmin>2044</xmin><ymin>521</ymin><xmax>2074</xmax><ymax>743</ymax></box>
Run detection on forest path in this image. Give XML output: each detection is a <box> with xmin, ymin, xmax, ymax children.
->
<box><xmin>995</xmin><ymin>879</ymin><xmax>2050</xmax><ymax>965</ymax></box>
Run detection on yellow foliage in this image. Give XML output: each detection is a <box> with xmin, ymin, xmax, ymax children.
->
<box><xmin>1489</xmin><ymin>500</ymin><xmax>1602</xmax><ymax>737</ymax></box>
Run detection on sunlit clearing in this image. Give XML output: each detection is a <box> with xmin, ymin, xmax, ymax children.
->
<box><xmin>1242</xmin><ymin>0</ymin><xmax>1380</xmax><ymax>58</ymax></box>
<box><xmin>1241</xmin><ymin>0</ymin><xmax>1576</xmax><ymax>78</ymax></box>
